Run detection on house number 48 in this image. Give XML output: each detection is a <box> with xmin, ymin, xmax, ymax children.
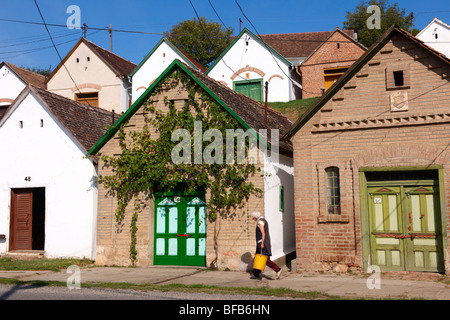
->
<box><xmin>24</xmin><ymin>176</ymin><xmax>31</xmax><ymax>182</ymax></box>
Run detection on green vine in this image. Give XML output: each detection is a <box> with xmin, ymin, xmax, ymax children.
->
<box><xmin>97</xmin><ymin>69</ymin><xmax>262</xmax><ymax>266</ymax></box>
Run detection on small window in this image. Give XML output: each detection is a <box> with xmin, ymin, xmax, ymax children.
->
<box><xmin>75</xmin><ymin>92</ymin><xmax>99</xmax><ymax>107</ymax></box>
<box><xmin>19</xmin><ymin>121</ymin><xmax>23</xmax><ymax>129</ymax></box>
<box><xmin>279</xmin><ymin>186</ymin><xmax>285</xmax><ymax>212</ymax></box>
<box><xmin>326</xmin><ymin>167</ymin><xmax>341</xmax><ymax>215</ymax></box>
<box><xmin>87</xmin><ymin>57</ymin><xmax>90</xmax><ymax>62</ymax></box>
<box><xmin>40</xmin><ymin>119</ymin><xmax>44</xmax><ymax>127</ymax></box>
<box><xmin>337</xmin><ymin>43</ymin><xmax>340</xmax><ymax>49</ymax></box>
<box><xmin>435</xmin><ymin>33</ymin><xmax>438</xmax><ymax>39</ymax></box>
<box><xmin>76</xmin><ymin>58</ymin><xmax>80</xmax><ymax>63</ymax></box>
<box><xmin>393</xmin><ymin>71</ymin><xmax>404</xmax><ymax>87</ymax></box>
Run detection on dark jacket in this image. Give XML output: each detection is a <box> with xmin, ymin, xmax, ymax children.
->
<box><xmin>255</xmin><ymin>217</ymin><xmax>272</xmax><ymax>256</ymax></box>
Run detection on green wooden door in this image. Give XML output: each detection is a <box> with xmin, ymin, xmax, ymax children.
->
<box><xmin>403</xmin><ymin>186</ymin><xmax>443</xmax><ymax>272</ymax></box>
<box><xmin>368</xmin><ymin>185</ymin><xmax>444</xmax><ymax>272</ymax></box>
<box><xmin>154</xmin><ymin>193</ymin><xmax>206</xmax><ymax>266</ymax></box>
<box><xmin>234</xmin><ymin>79</ymin><xmax>263</xmax><ymax>101</ymax></box>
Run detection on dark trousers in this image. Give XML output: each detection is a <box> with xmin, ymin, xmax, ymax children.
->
<box><xmin>253</xmin><ymin>257</ymin><xmax>281</xmax><ymax>277</ymax></box>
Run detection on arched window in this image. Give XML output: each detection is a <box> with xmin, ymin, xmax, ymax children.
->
<box><xmin>326</xmin><ymin>167</ymin><xmax>341</xmax><ymax>215</ymax></box>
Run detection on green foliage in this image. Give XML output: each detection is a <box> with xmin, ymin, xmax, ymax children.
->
<box><xmin>343</xmin><ymin>0</ymin><xmax>419</xmax><ymax>48</ymax></box>
<box><xmin>24</xmin><ymin>65</ymin><xmax>52</xmax><ymax>77</ymax></box>
<box><xmin>164</xmin><ymin>17</ymin><xmax>233</xmax><ymax>67</ymax></box>
<box><xmin>98</xmin><ymin>69</ymin><xmax>262</xmax><ymax>265</ymax></box>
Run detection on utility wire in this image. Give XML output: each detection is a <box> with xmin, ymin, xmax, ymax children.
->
<box><xmin>33</xmin><ymin>0</ymin><xmax>95</xmax><ymax>108</ymax></box>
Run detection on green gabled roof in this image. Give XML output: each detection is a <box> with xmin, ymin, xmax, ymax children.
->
<box><xmin>130</xmin><ymin>38</ymin><xmax>206</xmax><ymax>77</ymax></box>
<box><xmin>205</xmin><ymin>27</ymin><xmax>292</xmax><ymax>75</ymax></box>
<box><xmin>88</xmin><ymin>59</ymin><xmax>293</xmax><ymax>156</ymax></box>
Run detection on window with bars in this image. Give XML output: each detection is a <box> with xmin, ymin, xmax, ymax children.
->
<box><xmin>326</xmin><ymin>167</ymin><xmax>341</xmax><ymax>215</ymax></box>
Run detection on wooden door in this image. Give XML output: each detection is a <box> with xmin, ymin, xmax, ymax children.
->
<box><xmin>368</xmin><ymin>185</ymin><xmax>444</xmax><ymax>272</ymax></box>
<box><xmin>154</xmin><ymin>194</ymin><xmax>206</xmax><ymax>266</ymax></box>
<box><xmin>404</xmin><ymin>186</ymin><xmax>444</xmax><ymax>272</ymax></box>
<box><xmin>10</xmin><ymin>189</ymin><xmax>33</xmax><ymax>251</ymax></box>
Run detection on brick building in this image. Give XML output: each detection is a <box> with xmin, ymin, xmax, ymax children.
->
<box><xmin>285</xmin><ymin>25</ymin><xmax>450</xmax><ymax>273</ymax></box>
<box><xmin>299</xmin><ymin>28</ymin><xmax>366</xmax><ymax>99</ymax></box>
<box><xmin>89</xmin><ymin>60</ymin><xmax>295</xmax><ymax>270</ymax></box>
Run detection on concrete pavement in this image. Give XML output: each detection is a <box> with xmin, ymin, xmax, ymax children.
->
<box><xmin>0</xmin><ymin>266</ymin><xmax>449</xmax><ymax>300</ymax></box>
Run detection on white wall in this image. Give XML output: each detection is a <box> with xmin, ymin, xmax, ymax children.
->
<box><xmin>417</xmin><ymin>19</ymin><xmax>450</xmax><ymax>58</ymax></box>
<box><xmin>0</xmin><ymin>91</ymin><xmax>97</xmax><ymax>259</ymax></box>
<box><xmin>263</xmin><ymin>152</ymin><xmax>295</xmax><ymax>260</ymax></box>
<box><xmin>207</xmin><ymin>32</ymin><xmax>293</xmax><ymax>102</ymax></box>
<box><xmin>132</xmin><ymin>41</ymin><xmax>195</xmax><ymax>103</ymax></box>
<box><xmin>0</xmin><ymin>65</ymin><xmax>26</xmax><ymax>106</ymax></box>
<box><xmin>46</xmin><ymin>41</ymin><xmax>123</xmax><ymax>113</ymax></box>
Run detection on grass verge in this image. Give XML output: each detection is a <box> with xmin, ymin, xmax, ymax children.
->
<box><xmin>0</xmin><ymin>257</ymin><xmax>94</xmax><ymax>272</ymax></box>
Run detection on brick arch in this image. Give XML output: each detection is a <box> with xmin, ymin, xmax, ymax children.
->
<box><xmin>352</xmin><ymin>142</ymin><xmax>449</xmax><ymax>168</ymax></box>
<box><xmin>136</xmin><ymin>86</ymin><xmax>147</xmax><ymax>92</ymax></box>
<box><xmin>71</xmin><ymin>83</ymin><xmax>102</xmax><ymax>92</ymax></box>
<box><xmin>230</xmin><ymin>65</ymin><xmax>265</xmax><ymax>80</ymax></box>
<box><xmin>218</xmin><ymin>81</ymin><xmax>229</xmax><ymax>87</ymax></box>
<box><xmin>268</xmin><ymin>74</ymin><xmax>284</xmax><ymax>82</ymax></box>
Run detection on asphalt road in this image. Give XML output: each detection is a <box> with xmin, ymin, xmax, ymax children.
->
<box><xmin>0</xmin><ymin>283</ymin><xmax>299</xmax><ymax>301</ymax></box>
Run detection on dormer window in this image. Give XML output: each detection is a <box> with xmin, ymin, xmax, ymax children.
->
<box><xmin>386</xmin><ymin>63</ymin><xmax>410</xmax><ymax>90</ymax></box>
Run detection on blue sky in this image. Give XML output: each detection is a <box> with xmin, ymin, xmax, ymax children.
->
<box><xmin>1</xmin><ymin>0</ymin><xmax>449</xmax><ymax>70</ymax></box>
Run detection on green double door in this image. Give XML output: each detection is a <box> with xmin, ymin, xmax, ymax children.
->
<box><xmin>154</xmin><ymin>193</ymin><xmax>207</xmax><ymax>266</ymax></box>
<box><xmin>368</xmin><ymin>185</ymin><xmax>444</xmax><ymax>272</ymax></box>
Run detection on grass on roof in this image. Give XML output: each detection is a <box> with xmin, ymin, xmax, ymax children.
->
<box><xmin>268</xmin><ymin>97</ymin><xmax>319</xmax><ymax>122</ymax></box>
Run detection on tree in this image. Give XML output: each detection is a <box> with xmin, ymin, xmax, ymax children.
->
<box><xmin>343</xmin><ymin>0</ymin><xmax>420</xmax><ymax>48</ymax></box>
<box><xmin>164</xmin><ymin>17</ymin><xmax>233</xmax><ymax>67</ymax></box>
<box><xmin>24</xmin><ymin>65</ymin><xmax>52</xmax><ymax>77</ymax></box>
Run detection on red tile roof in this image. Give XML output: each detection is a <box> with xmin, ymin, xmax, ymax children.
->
<box><xmin>3</xmin><ymin>62</ymin><xmax>47</xmax><ymax>89</ymax></box>
<box><xmin>256</xmin><ymin>30</ymin><xmax>355</xmax><ymax>58</ymax></box>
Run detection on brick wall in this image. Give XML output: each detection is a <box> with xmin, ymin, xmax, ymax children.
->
<box><xmin>96</xmin><ymin>77</ymin><xmax>265</xmax><ymax>269</ymax></box>
<box><xmin>292</xmin><ymin>31</ymin><xmax>450</xmax><ymax>273</ymax></box>
<box><xmin>300</xmin><ymin>31</ymin><xmax>366</xmax><ymax>99</ymax></box>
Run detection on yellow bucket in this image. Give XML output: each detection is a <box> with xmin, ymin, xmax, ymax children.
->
<box><xmin>253</xmin><ymin>253</ymin><xmax>268</xmax><ymax>271</ymax></box>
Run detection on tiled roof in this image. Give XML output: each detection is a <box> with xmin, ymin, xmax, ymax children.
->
<box><xmin>90</xmin><ymin>59</ymin><xmax>293</xmax><ymax>155</ymax></box>
<box><xmin>81</xmin><ymin>38</ymin><xmax>137</xmax><ymax>77</ymax></box>
<box><xmin>184</xmin><ymin>63</ymin><xmax>293</xmax><ymax>152</ymax></box>
<box><xmin>31</xmin><ymin>86</ymin><xmax>118</xmax><ymax>152</ymax></box>
<box><xmin>4</xmin><ymin>62</ymin><xmax>47</xmax><ymax>89</ymax></box>
<box><xmin>257</xmin><ymin>29</ymin><xmax>355</xmax><ymax>58</ymax></box>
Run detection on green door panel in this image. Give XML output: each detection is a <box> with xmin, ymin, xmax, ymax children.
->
<box><xmin>154</xmin><ymin>193</ymin><xmax>206</xmax><ymax>267</ymax></box>
<box><xmin>368</xmin><ymin>184</ymin><xmax>444</xmax><ymax>272</ymax></box>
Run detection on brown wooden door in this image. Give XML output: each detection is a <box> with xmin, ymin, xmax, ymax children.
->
<box><xmin>10</xmin><ymin>189</ymin><xmax>33</xmax><ymax>251</ymax></box>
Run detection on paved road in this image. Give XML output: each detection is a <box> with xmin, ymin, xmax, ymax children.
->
<box><xmin>0</xmin><ymin>283</ymin><xmax>300</xmax><ymax>301</ymax></box>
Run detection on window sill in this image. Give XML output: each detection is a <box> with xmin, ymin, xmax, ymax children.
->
<box><xmin>317</xmin><ymin>215</ymin><xmax>350</xmax><ymax>224</ymax></box>
<box><xmin>386</xmin><ymin>85</ymin><xmax>410</xmax><ymax>91</ymax></box>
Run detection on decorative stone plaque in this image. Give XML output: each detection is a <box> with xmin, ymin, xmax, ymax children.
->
<box><xmin>390</xmin><ymin>91</ymin><xmax>408</xmax><ymax>112</ymax></box>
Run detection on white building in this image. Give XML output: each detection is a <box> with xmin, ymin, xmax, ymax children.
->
<box><xmin>0</xmin><ymin>62</ymin><xmax>47</xmax><ymax>119</ymax></box>
<box><xmin>417</xmin><ymin>17</ymin><xmax>450</xmax><ymax>58</ymax></box>
<box><xmin>131</xmin><ymin>37</ymin><xmax>206</xmax><ymax>103</ymax></box>
<box><xmin>0</xmin><ymin>85</ymin><xmax>115</xmax><ymax>259</ymax></box>
<box><xmin>206</xmin><ymin>28</ymin><xmax>298</xmax><ymax>103</ymax></box>
<box><xmin>46</xmin><ymin>38</ymin><xmax>136</xmax><ymax>113</ymax></box>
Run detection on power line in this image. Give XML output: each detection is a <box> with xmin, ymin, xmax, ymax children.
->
<box><xmin>0</xmin><ymin>18</ymin><xmax>164</xmax><ymax>36</ymax></box>
<box><xmin>33</xmin><ymin>0</ymin><xmax>94</xmax><ymax>108</ymax></box>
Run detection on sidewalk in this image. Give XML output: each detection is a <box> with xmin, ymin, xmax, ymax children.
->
<box><xmin>0</xmin><ymin>266</ymin><xmax>449</xmax><ymax>300</ymax></box>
